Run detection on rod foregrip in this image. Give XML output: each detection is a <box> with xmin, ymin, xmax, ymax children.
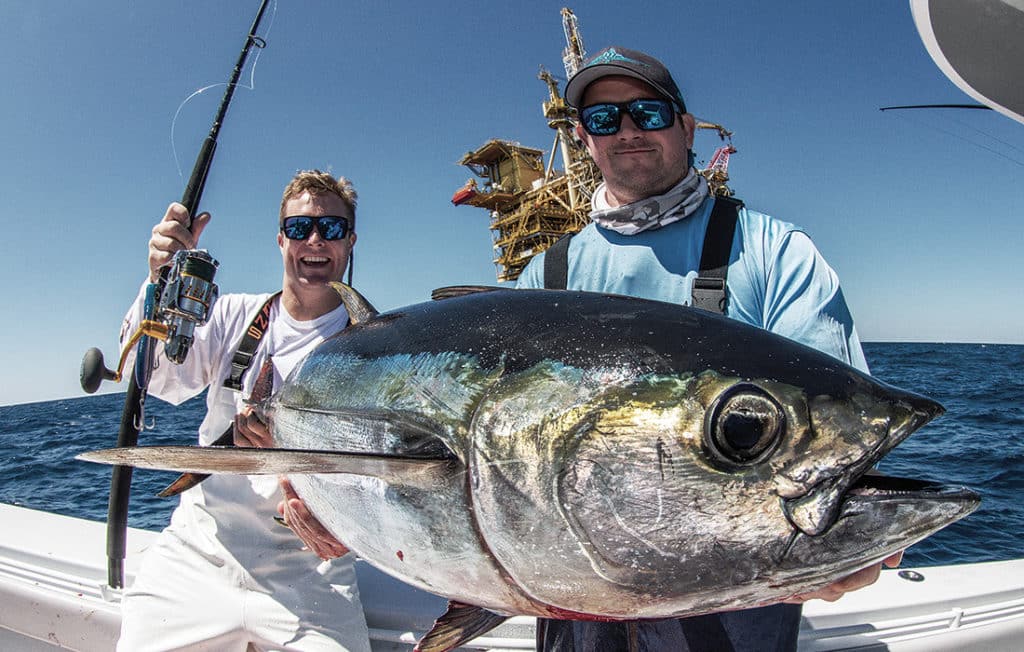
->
<box><xmin>181</xmin><ymin>137</ymin><xmax>217</xmax><ymax>227</ymax></box>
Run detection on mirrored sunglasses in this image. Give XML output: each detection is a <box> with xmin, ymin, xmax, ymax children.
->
<box><xmin>579</xmin><ymin>98</ymin><xmax>676</xmax><ymax>136</ymax></box>
<box><xmin>280</xmin><ymin>215</ymin><xmax>350</xmax><ymax>241</ymax></box>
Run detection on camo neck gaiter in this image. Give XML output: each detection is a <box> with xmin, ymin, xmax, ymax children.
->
<box><xmin>590</xmin><ymin>168</ymin><xmax>709</xmax><ymax>235</ymax></box>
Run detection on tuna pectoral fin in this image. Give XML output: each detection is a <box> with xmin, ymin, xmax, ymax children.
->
<box><xmin>78</xmin><ymin>446</ymin><xmax>454</xmax><ymax>488</ymax></box>
<box><xmin>414</xmin><ymin>601</ymin><xmax>508</xmax><ymax>652</ymax></box>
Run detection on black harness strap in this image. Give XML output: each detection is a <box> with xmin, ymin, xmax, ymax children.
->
<box><xmin>543</xmin><ymin>233</ymin><xmax>574</xmax><ymax>290</ymax></box>
<box><xmin>542</xmin><ymin>197</ymin><xmax>743</xmax><ymax>315</ymax></box>
<box><xmin>691</xmin><ymin>196</ymin><xmax>743</xmax><ymax>314</ymax></box>
<box><xmin>223</xmin><ymin>292</ymin><xmax>280</xmax><ymax>391</ymax></box>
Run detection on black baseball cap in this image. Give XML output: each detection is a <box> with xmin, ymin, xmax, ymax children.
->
<box><xmin>565</xmin><ymin>46</ymin><xmax>687</xmax><ymax>115</ymax></box>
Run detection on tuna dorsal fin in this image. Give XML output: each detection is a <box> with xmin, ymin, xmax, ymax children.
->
<box><xmin>414</xmin><ymin>601</ymin><xmax>509</xmax><ymax>652</ymax></box>
<box><xmin>431</xmin><ymin>285</ymin><xmax>503</xmax><ymax>301</ymax></box>
<box><xmin>329</xmin><ymin>282</ymin><xmax>379</xmax><ymax>324</ymax></box>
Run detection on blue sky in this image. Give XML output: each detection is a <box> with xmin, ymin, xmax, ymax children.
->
<box><xmin>1</xmin><ymin>0</ymin><xmax>1021</xmax><ymax>405</ymax></box>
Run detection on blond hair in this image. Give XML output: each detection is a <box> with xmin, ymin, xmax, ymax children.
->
<box><xmin>279</xmin><ymin>170</ymin><xmax>358</xmax><ymax>226</ymax></box>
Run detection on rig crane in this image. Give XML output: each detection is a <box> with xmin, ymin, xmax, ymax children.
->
<box><xmin>694</xmin><ymin>121</ymin><xmax>737</xmax><ymax>197</ymax></box>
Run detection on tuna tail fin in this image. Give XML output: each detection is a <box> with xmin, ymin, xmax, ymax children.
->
<box><xmin>329</xmin><ymin>282</ymin><xmax>379</xmax><ymax>324</ymax></box>
<box><xmin>430</xmin><ymin>285</ymin><xmax>504</xmax><ymax>301</ymax></box>
<box><xmin>414</xmin><ymin>601</ymin><xmax>509</xmax><ymax>652</ymax></box>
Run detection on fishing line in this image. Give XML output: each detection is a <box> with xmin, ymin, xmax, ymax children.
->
<box><xmin>946</xmin><ymin>113</ymin><xmax>1024</xmax><ymax>159</ymax></box>
<box><xmin>170</xmin><ymin>0</ymin><xmax>278</xmax><ymax>182</ymax></box>
<box><xmin>883</xmin><ymin>110</ymin><xmax>1024</xmax><ymax>168</ymax></box>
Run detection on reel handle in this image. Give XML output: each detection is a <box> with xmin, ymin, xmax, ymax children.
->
<box><xmin>81</xmin><ymin>347</ymin><xmax>117</xmax><ymax>394</ymax></box>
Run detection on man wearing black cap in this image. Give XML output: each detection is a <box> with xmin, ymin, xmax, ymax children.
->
<box><xmin>516</xmin><ymin>46</ymin><xmax>899</xmax><ymax>651</ymax></box>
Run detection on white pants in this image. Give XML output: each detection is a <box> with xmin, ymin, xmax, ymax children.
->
<box><xmin>117</xmin><ymin>531</ymin><xmax>372</xmax><ymax>652</ymax></box>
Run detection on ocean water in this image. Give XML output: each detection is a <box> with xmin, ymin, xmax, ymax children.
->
<box><xmin>0</xmin><ymin>342</ymin><xmax>1021</xmax><ymax>568</ymax></box>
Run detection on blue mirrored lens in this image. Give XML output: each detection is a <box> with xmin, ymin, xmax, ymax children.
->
<box><xmin>629</xmin><ymin>100</ymin><xmax>673</xmax><ymax>130</ymax></box>
<box><xmin>581</xmin><ymin>105</ymin><xmax>622</xmax><ymax>135</ymax></box>
<box><xmin>317</xmin><ymin>217</ymin><xmax>349</xmax><ymax>240</ymax></box>
<box><xmin>282</xmin><ymin>217</ymin><xmax>314</xmax><ymax>239</ymax></box>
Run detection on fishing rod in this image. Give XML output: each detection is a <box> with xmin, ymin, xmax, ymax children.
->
<box><xmin>880</xmin><ymin>104</ymin><xmax>990</xmax><ymax>111</ymax></box>
<box><xmin>79</xmin><ymin>0</ymin><xmax>271</xmax><ymax>589</ymax></box>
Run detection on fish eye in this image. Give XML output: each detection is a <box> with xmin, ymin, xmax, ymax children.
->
<box><xmin>706</xmin><ymin>384</ymin><xmax>785</xmax><ymax>466</ymax></box>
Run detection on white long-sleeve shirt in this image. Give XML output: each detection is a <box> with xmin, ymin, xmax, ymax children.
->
<box><xmin>120</xmin><ymin>283</ymin><xmax>353</xmax><ymax>589</ymax></box>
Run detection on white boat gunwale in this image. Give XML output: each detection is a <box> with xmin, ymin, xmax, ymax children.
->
<box><xmin>2</xmin><ymin>503</ymin><xmax>1022</xmax><ymax>651</ymax></box>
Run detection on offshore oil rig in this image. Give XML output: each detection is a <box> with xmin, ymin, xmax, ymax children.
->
<box><xmin>451</xmin><ymin>8</ymin><xmax>737</xmax><ymax>282</ymax></box>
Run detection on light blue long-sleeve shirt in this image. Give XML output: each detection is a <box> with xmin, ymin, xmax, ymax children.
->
<box><xmin>516</xmin><ymin>196</ymin><xmax>869</xmax><ymax>372</ymax></box>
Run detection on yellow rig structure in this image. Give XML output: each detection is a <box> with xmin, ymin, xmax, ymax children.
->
<box><xmin>451</xmin><ymin>8</ymin><xmax>736</xmax><ymax>282</ymax></box>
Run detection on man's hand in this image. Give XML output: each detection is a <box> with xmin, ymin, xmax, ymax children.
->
<box><xmin>149</xmin><ymin>202</ymin><xmax>212</xmax><ymax>282</ymax></box>
<box><xmin>229</xmin><ymin>375</ymin><xmax>346</xmax><ymax>559</ymax></box>
<box><xmin>785</xmin><ymin>551</ymin><xmax>904</xmax><ymax>604</ymax></box>
<box><xmin>234</xmin><ymin>405</ymin><xmax>274</xmax><ymax>448</ymax></box>
<box><xmin>278</xmin><ymin>478</ymin><xmax>351</xmax><ymax>560</ymax></box>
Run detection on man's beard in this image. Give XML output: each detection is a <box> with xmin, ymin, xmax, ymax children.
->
<box><xmin>600</xmin><ymin>140</ymin><xmax>688</xmax><ymax>205</ymax></box>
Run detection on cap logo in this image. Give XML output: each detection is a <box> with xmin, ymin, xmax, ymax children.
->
<box><xmin>587</xmin><ymin>47</ymin><xmax>649</xmax><ymax>70</ymax></box>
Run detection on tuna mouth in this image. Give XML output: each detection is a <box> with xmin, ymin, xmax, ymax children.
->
<box><xmin>847</xmin><ymin>472</ymin><xmax>979</xmax><ymax>501</ymax></box>
<box><xmin>782</xmin><ymin>395</ymin><xmax>946</xmax><ymax>536</ymax></box>
<box><xmin>774</xmin><ymin>470</ymin><xmax>980</xmax><ymax>567</ymax></box>
<box><xmin>844</xmin><ymin>471</ymin><xmax>982</xmax><ymax>531</ymax></box>
<box><xmin>783</xmin><ymin>469</ymin><xmax>981</xmax><ymax>541</ymax></box>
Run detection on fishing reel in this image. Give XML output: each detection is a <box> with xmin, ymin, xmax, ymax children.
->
<box><xmin>159</xmin><ymin>249</ymin><xmax>220</xmax><ymax>364</ymax></box>
<box><xmin>80</xmin><ymin>249</ymin><xmax>219</xmax><ymax>393</ymax></box>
